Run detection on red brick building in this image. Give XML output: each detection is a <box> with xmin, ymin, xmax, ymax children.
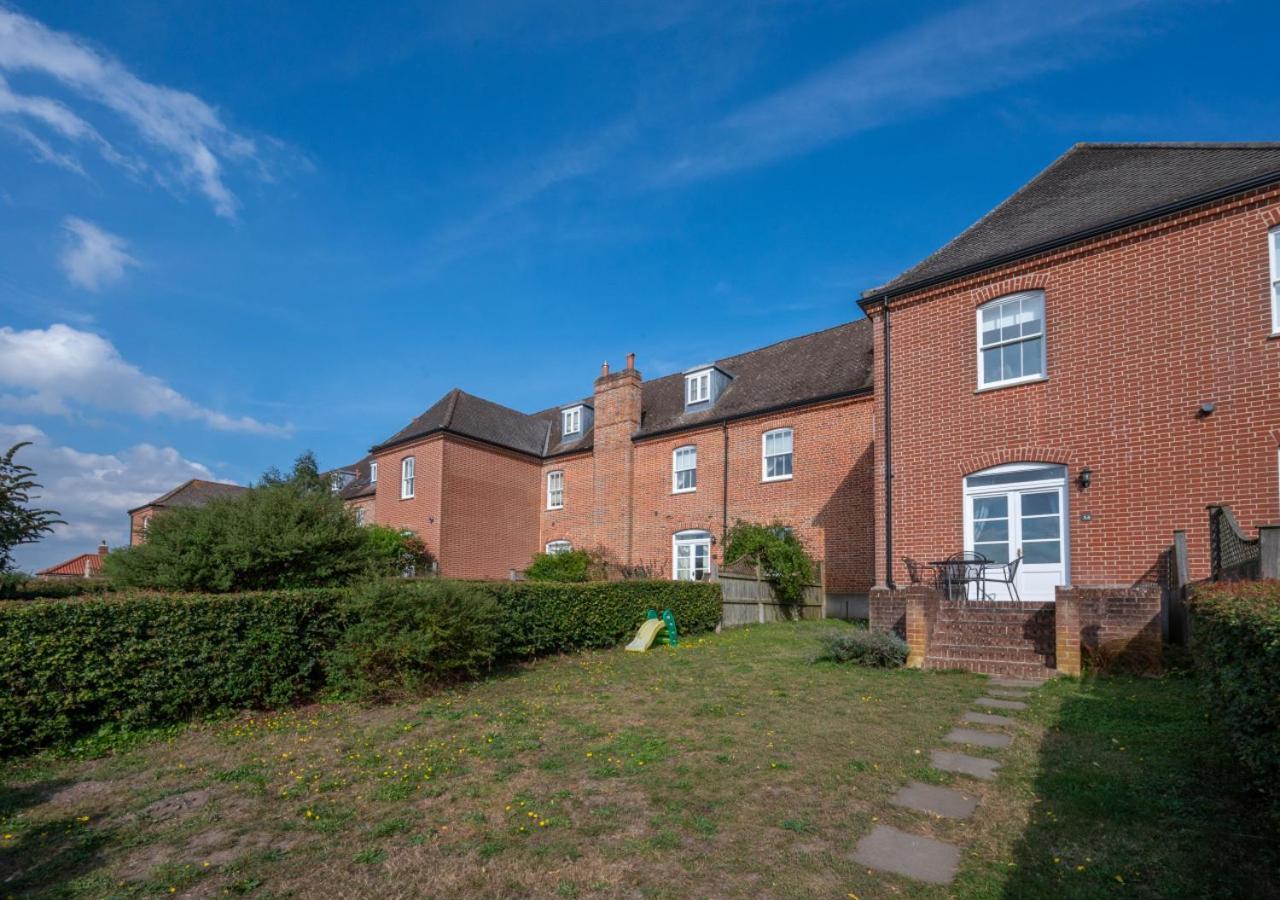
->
<box><xmin>339</xmin><ymin>323</ymin><xmax>876</xmax><ymax>607</ymax></box>
<box><xmin>860</xmin><ymin>143</ymin><xmax>1280</xmax><ymax>674</ymax></box>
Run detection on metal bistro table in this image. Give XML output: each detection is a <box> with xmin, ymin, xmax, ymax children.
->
<box><xmin>928</xmin><ymin>552</ymin><xmax>990</xmax><ymax>602</ymax></box>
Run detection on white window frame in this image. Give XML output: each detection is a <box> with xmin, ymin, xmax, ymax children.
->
<box><xmin>686</xmin><ymin>369</ymin><xmax>711</xmax><ymax>405</ymax></box>
<box><xmin>762</xmin><ymin>428</ymin><xmax>794</xmax><ymax>482</ymax></box>
<box><xmin>546</xmin><ymin>470</ymin><xmax>564</xmax><ymax>510</ymax></box>
<box><xmin>976</xmin><ymin>290</ymin><xmax>1047</xmax><ymax>390</ymax></box>
<box><xmin>354</xmin><ymin>507</ymin><xmax>366</xmax><ymax>526</ymax></box>
<box><xmin>545</xmin><ymin>540</ymin><xmax>572</xmax><ymax>555</ymax></box>
<box><xmin>672</xmin><ymin>445</ymin><xmax>697</xmax><ymax>493</ymax></box>
<box><xmin>1270</xmin><ymin>226</ymin><xmax>1279</xmax><ymax>335</ymax></box>
<box><xmin>562</xmin><ymin>406</ymin><xmax>582</xmax><ymax>436</ymax></box>
<box><xmin>400</xmin><ymin>456</ymin><xmax>415</xmax><ymax>499</ymax></box>
<box><xmin>672</xmin><ymin>530</ymin><xmax>712</xmax><ymax>581</ymax></box>
<box><xmin>142</xmin><ymin>515</ymin><xmax>151</xmax><ymax>532</ymax></box>
<box><xmin>369</xmin><ymin>461</ymin><xmax>377</xmax><ymax>485</ymax></box>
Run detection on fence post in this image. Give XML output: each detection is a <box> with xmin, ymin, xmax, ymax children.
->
<box><xmin>1261</xmin><ymin>526</ymin><xmax>1280</xmax><ymax>580</ymax></box>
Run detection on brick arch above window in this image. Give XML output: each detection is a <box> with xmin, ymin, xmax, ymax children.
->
<box><xmin>972</xmin><ymin>275</ymin><xmax>1052</xmax><ymax>306</ymax></box>
<box><xmin>954</xmin><ymin>447</ymin><xmax>1078</xmax><ymax>478</ymax></box>
<box><xmin>1260</xmin><ymin>206</ymin><xmax>1280</xmax><ymax>229</ymax></box>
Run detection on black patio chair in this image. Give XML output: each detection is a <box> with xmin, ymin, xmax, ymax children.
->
<box><xmin>938</xmin><ymin>551</ymin><xmax>990</xmax><ymax>602</ymax></box>
<box><xmin>983</xmin><ymin>553</ymin><xmax>1022</xmax><ymax>602</ymax></box>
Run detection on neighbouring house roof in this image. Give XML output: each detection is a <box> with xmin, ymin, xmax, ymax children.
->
<box><xmin>37</xmin><ymin>546</ymin><xmax>106</xmax><ymax>578</ymax></box>
<box><xmin>863</xmin><ymin>142</ymin><xmax>1280</xmax><ymax>303</ymax></box>
<box><xmin>370</xmin><ymin>318</ymin><xmax>874</xmax><ymax>458</ymax></box>
<box><xmin>327</xmin><ymin>455</ymin><xmax>376</xmax><ymax>501</ymax></box>
<box><xmin>127</xmin><ymin>479</ymin><xmax>248</xmax><ymax>514</ymax></box>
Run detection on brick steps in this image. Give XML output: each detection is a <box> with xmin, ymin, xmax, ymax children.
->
<box><xmin>924</xmin><ymin>600</ymin><xmax>1056</xmax><ymax>676</ymax></box>
<box><xmin>923</xmin><ymin>657</ymin><xmax>1056</xmax><ymax>679</ymax></box>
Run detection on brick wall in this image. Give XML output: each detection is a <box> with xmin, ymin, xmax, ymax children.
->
<box><xmin>373</xmin><ymin>436</ymin><xmax>444</xmax><ymax>562</ymax></box>
<box><xmin>871</xmin><ymin>183</ymin><xmax>1280</xmax><ymax>589</ymax></box>
<box><xmin>344</xmin><ymin>497</ymin><xmax>375</xmax><ymax>526</ymax></box>
<box><xmin>128</xmin><ymin>507</ymin><xmax>157</xmax><ymax>545</ymax></box>
<box><xmin>440</xmin><ymin>437</ymin><xmax>541</xmax><ymax>579</ymax></box>
<box><xmin>540</xmin><ymin>451</ymin><xmax>595</xmax><ymax>554</ymax></box>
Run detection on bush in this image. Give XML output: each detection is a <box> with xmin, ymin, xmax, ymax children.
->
<box><xmin>103</xmin><ymin>480</ymin><xmax>369</xmax><ymax>593</ymax></box>
<box><xmin>484</xmin><ymin>579</ymin><xmax>722</xmax><ymax>657</ymax></box>
<box><xmin>814</xmin><ymin>627</ymin><xmax>908</xmax><ymax>668</ymax></box>
<box><xmin>328</xmin><ymin>581</ymin><xmax>503</xmax><ymax>698</ymax></box>
<box><xmin>0</xmin><ymin>574</ymin><xmax>113</xmax><ymax>601</ymax></box>
<box><xmin>723</xmin><ymin>521</ymin><xmax>815</xmax><ymax>608</ymax></box>
<box><xmin>1189</xmin><ymin>581</ymin><xmax>1280</xmax><ymax>809</ymax></box>
<box><xmin>524</xmin><ymin>549</ymin><xmax>595</xmax><ymax>582</ymax></box>
<box><xmin>0</xmin><ymin>590</ymin><xmax>345</xmax><ymax>755</ymax></box>
<box><xmin>363</xmin><ymin>525</ymin><xmax>434</xmax><ymax>577</ymax></box>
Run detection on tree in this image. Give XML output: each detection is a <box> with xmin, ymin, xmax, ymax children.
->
<box><xmin>104</xmin><ymin>452</ymin><xmax>369</xmax><ymax>592</ymax></box>
<box><xmin>723</xmin><ymin>520</ymin><xmax>815</xmax><ymax>610</ymax></box>
<box><xmin>0</xmin><ymin>443</ymin><xmax>64</xmax><ymax>572</ymax></box>
<box><xmin>364</xmin><ymin>525</ymin><xmax>434</xmax><ymax>577</ymax></box>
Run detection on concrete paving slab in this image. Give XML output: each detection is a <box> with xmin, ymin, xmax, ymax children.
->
<box><xmin>944</xmin><ymin>727</ymin><xmax>1012</xmax><ymax>749</ymax></box>
<box><xmin>852</xmin><ymin>825</ymin><xmax>960</xmax><ymax>885</ymax></box>
<box><xmin>889</xmin><ymin>782</ymin><xmax>979</xmax><ymax>820</ymax></box>
<box><xmin>987</xmin><ymin>688</ymin><xmax>1031</xmax><ymax>699</ymax></box>
<box><xmin>975</xmin><ymin>696</ymin><xmax>1026</xmax><ymax>711</ymax></box>
<box><xmin>930</xmin><ymin>749</ymin><xmax>1000</xmax><ymax>780</ymax></box>
<box><xmin>990</xmin><ymin>677</ymin><xmax>1043</xmax><ymax>688</ymax></box>
<box><xmin>963</xmin><ymin>711</ymin><xmax>1015</xmax><ymax>727</ymax></box>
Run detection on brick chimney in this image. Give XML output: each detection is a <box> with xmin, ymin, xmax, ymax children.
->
<box><xmin>97</xmin><ymin>541</ymin><xmax>109</xmax><ymax>556</ymax></box>
<box><xmin>592</xmin><ymin>354</ymin><xmax>642</xmax><ymax>564</ymax></box>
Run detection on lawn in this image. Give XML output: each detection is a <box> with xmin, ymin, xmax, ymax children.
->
<box><xmin>1</xmin><ymin>622</ymin><xmax>1274</xmax><ymax>898</ymax></box>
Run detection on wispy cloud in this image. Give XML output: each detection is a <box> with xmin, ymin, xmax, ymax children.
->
<box><xmin>0</xmin><ymin>324</ymin><xmax>291</xmax><ymax>436</ymax></box>
<box><xmin>0</xmin><ymin>423</ymin><xmax>227</xmax><ymax>570</ymax></box>
<box><xmin>0</xmin><ymin>8</ymin><xmax>293</xmax><ymax>217</ymax></box>
<box><xmin>59</xmin><ymin>217</ymin><xmax>137</xmax><ymax>291</ymax></box>
<box><xmin>659</xmin><ymin>0</ymin><xmax>1157</xmax><ymax>183</ymax></box>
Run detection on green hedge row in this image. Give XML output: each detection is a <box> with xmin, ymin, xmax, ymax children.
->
<box><xmin>0</xmin><ymin>579</ymin><xmax>722</xmax><ymax>755</ymax></box>
<box><xmin>0</xmin><ymin>574</ymin><xmax>113</xmax><ymax>601</ymax></box>
<box><xmin>1190</xmin><ymin>581</ymin><xmax>1280</xmax><ymax>809</ymax></box>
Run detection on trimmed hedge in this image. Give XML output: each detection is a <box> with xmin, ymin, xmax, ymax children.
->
<box><xmin>0</xmin><ymin>579</ymin><xmax>722</xmax><ymax>755</ymax></box>
<box><xmin>1190</xmin><ymin>581</ymin><xmax>1280</xmax><ymax>808</ymax></box>
<box><xmin>0</xmin><ymin>575</ymin><xmax>113</xmax><ymax>601</ymax></box>
<box><xmin>0</xmin><ymin>589</ymin><xmax>345</xmax><ymax>755</ymax></box>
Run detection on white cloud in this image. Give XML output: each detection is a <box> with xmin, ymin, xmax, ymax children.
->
<box><xmin>0</xmin><ymin>9</ymin><xmax>283</xmax><ymax>217</ymax></box>
<box><xmin>59</xmin><ymin>217</ymin><xmax>138</xmax><ymax>290</ymax></box>
<box><xmin>0</xmin><ymin>324</ymin><xmax>291</xmax><ymax>436</ymax></box>
<box><xmin>0</xmin><ymin>423</ymin><xmax>225</xmax><ymax>571</ymax></box>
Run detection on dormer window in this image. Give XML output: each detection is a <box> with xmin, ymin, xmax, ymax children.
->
<box><xmin>369</xmin><ymin>462</ymin><xmax>377</xmax><ymax>484</ymax></box>
<box><xmin>686</xmin><ymin>370</ymin><xmax>711</xmax><ymax>405</ymax></box>
<box><xmin>562</xmin><ymin>406</ymin><xmax>582</xmax><ymax>436</ymax></box>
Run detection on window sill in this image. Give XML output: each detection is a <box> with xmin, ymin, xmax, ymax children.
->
<box><xmin>547</xmin><ymin>506</ymin><xmax>563</xmax><ymax>512</ymax></box>
<box><xmin>672</xmin><ymin>488</ymin><xmax>696</xmax><ymax>495</ymax></box>
<box><xmin>762</xmin><ymin>475</ymin><xmax>793</xmax><ymax>484</ymax></box>
<box><xmin>1268</xmin><ymin>331</ymin><xmax>1280</xmax><ymax>341</ymax></box>
<box><xmin>975</xmin><ymin>375</ymin><xmax>1048</xmax><ymax>394</ymax></box>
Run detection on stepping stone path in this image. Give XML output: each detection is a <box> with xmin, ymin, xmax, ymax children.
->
<box><xmin>851</xmin><ymin>674</ymin><xmax>1044</xmax><ymax>888</ymax></box>
<box><xmin>943</xmin><ymin>727</ymin><xmax>1012</xmax><ymax>749</ymax></box>
<box><xmin>975</xmin><ymin>696</ymin><xmax>1027</xmax><ymax>710</ymax></box>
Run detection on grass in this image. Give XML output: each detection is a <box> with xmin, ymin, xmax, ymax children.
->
<box><xmin>0</xmin><ymin>622</ymin><xmax>1273</xmax><ymax>897</ymax></box>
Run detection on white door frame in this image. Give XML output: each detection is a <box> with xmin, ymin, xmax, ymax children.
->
<box><xmin>672</xmin><ymin>530</ymin><xmax>712</xmax><ymax>581</ymax></box>
<box><xmin>962</xmin><ymin>463</ymin><xmax>1069</xmax><ymax>601</ymax></box>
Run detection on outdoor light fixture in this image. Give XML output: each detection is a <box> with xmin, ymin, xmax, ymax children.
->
<box><xmin>1077</xmin><ymin>467</ymin><xmax>1093</xmax><ymax>490</ymax></box>
<box><xmin>1198</xmin><ymin>402</ymin><xmax>1216</xmax><ymax>417</ymax></box>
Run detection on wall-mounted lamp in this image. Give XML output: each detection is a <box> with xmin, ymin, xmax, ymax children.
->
<box><xmin>1077</xmin><ymin>467</ymin><xmax>1093</xmax><ymax>490</ymax></box>
<box><xmin>1197</xmin><ymin>402</ymin><xmax>1216</xmax><ymax>418</ymax></box>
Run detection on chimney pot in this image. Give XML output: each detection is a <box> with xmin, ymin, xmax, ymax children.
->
<box><xmin>626</xmin><ymin>352</ymin><xmax>635</xmax><ymax>370</ymax></box>
<box><xmin>601</xmin><ymin>361</ymin><xmax>609</xmax><ymax>377</ymax></box>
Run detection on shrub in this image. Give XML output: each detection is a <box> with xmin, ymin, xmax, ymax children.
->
<box><xmin>103</xmin><ymin>477</ymin><xmax>369</xmax><ymax>593</ymax></box>
<box><xmin>363</xmin><ymin>525</ymin><xmax>434</xmax><ymax>577</ymax></box>
<box><xmin>328</xmin><ymin>581</ymin><xmax>503</xmax><ymax>698</ymax></box>
<box><xmin>0</xmin><ymin>589</ymin><xmax>345</xmax><ymax>755</ymax></box>
<box><xmin>0</xmin><ymin>573</ymin><xmax>114</xmax><ymax>601</ymax></box>
<box><xmin>524</xmin><ymin>549</ymin><xmax>595</xmax><ymax>582</ymax></box>
<box><xmin>723</xmin><ymin>521</ymin><xmax>815</xmax><ymax>608</ymax></box>
<box><xmin>1189</xmin><ymin>581</ymin><xmax>1280</xmax><ymax>809</ymax></box>
<box><xmin>814</xmin><ymin>627</ymin><xmax>908</xmax><ymax>668</ymax></box>
<box><xmin>484</xmin><ymin>580</ymin><xmax>722</xmax><ymax>657</ymax></box>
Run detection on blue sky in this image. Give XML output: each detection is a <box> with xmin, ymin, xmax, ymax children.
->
<box><xmin>2</xmin><ymin>0</ymin><xmax>1276</xmax><ymax>570</ymax></box>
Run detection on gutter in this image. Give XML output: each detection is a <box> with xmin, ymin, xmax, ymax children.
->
<box><xmin>859</xmin><ymin>167</ymin><xmax>1280</xmax><ymax>308</ymax></box>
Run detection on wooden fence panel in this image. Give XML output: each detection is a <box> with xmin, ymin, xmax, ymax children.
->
<box><xmin>715</xmin><ymin>561</ymin><xmax>823</xmax><ymax>626</ymax></box>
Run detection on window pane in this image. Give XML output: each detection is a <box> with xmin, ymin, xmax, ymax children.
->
<box><xmin>1021</xmin><ymin>491</ymin><xmax>1058</xmax><ymax>515</ymax></box>
<box><xmin>973</xmin><ymin>519</ymin><xmax>1009</xmax><ymax>543</ymax></box>
<box><xmin>1022</xmin><ymin>516</ymin><xmax>1060</xmax><ymax>540</ymax></box>
<box><xmin>676</xmin><ymin>469</ymin><xmax>696</xmax><ymax>491</ymax></box>
<box><xmin>973</xmin><ymin>542</ymin><xmax>1010</xmax><ymax>564</ymax></box>
<box><xmin>1000</xmin><ymin>300</ymin><xmax>1021</xmax><ymax>342</ymax></box>
<box><xmin>982</xmin><ymin>347</ymin><xmax>1001</xmax><ymax>383</ymax></box>
<box><xmin>1021</xmin><ymin>336</ymin><xmax>1043</xmax><ymax>377</ymax></box>
<box><xmin>1020</xmin><ymin>297</ymin><xmax>1043</xmax><ymax>336</ymax></box>
<box><xmin>972</xmin><ymin>496</ymin><xmax>1008</xmax><ymax>519</ymax></box>
<box><xmin>767</xmin><ymin>453</ymin><xmax>792</xmax><ymax>479</ymax></box>
<box><xmin>981</xmin><ymin>306</ymin><xmax>1000</xmax><ymax>346</ymax></box>
<box><xmin>1022</xmin><ymin>541</ymin><xmax>1061</xmax><ymax>564</ymax></box>
<box><xmin>965</xmin><ymin>465</ymin><xmax>1066</xmax><ymax>489</ymax></box>
<box><xmin>1001</xmin><ymin>343</ymin><xmax>1022</xmax><ymax>380</ymax></box>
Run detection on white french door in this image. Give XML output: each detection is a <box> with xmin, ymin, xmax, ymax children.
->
<box><xmin>963</xmin><ymin>464</ymin><xmax>1068</xmax><ymax>601</ymax></box>
<box><xmin>673</xmin><ymin>530</ymin><xmax>712</xmax><ymax>581</ymax></box>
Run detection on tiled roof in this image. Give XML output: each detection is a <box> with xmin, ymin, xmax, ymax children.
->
<box><xmin>866</xmin><ymin>142</ymin><xmax>1280</xmax><ymax>300</ymax></box>
<box><xmin>128</xmin><ymin>479</ymin><xmax>247</xmax><ymax>514</ymax></box>
<box><xmin>329</xmin><ymin>455</ymin><xmax>376</xmax><ymax>501</ymax></box>
<box><xmin>371</xmin><ymin>318</ymin><xmax>874</xmax><ymax>457</ymax></box>
<box><xmin>37</xmin><ymin>551</ymin><xmax>104</xmax><ymax>577</ymax></box>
